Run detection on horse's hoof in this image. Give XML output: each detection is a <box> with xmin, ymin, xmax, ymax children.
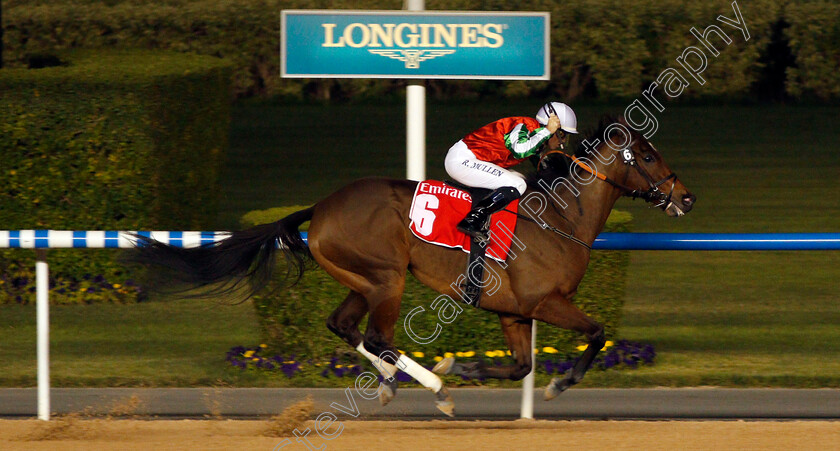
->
<box><xmin>432</xmin><ymin>357</ymin><xmax>455</xmax><ymax>375</ymax></box>
<box><xmin>434</xmin><ymin>387</ymin><xmax>455</xmax><ymax>417</ymax></box>
<box><xmin>544</xmin><ymin>377</ymin><xmax>570</xmax><ymax>401</ymax></box>
<box><xmin>379</xmin><ymin>378</ymin><xmax>398</xmax><ymax>406</ymax></box>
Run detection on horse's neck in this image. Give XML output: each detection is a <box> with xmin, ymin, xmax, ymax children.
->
<box><xmin>547</xmin><ymin>166</ymin><xmax>625</xmax><ymax>246</ymax></box>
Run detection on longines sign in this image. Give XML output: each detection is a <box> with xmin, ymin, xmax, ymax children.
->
<box><xmin>281</xmin><ymin>10</ymin><xmax>550</xmax><ymax>79</ymax></box>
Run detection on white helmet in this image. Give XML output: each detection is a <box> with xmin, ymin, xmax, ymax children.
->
<box><xmin>536</xmin><ymin>102</ymin><xmax>578</xmax><ymax>134</ymax></box>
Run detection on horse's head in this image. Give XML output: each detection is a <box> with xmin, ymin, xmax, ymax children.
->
<box><xmin>537</xmin><ymin>116</ymin><xmax>695</xmax><ymax>216</ymax></box>
<box><xmin>606</xmin><ymin>117</ymin><xmax>695</xmax><ymax>216</ymax></box>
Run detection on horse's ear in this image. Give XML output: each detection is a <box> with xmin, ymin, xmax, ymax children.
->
<box><xmin>614</xmin><ymin>115</ymin><xmax>643</xmax><ymax>144</ymax></box>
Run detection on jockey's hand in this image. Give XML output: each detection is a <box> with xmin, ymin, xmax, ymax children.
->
<box><xmin>546</xmin><ymin>114</ymin><xmax>561</xmax><ymax>134</ymax></box>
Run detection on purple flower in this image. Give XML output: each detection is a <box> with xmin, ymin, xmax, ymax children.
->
<box><xmin>396</xmin><ymin>372</ymin><xmax>412</xmax><ymax>383</ymax></box>
<box><xmin>543</xmin><ymin>361</ymin><xmax>554</xmax><ymax>374</ymax></box>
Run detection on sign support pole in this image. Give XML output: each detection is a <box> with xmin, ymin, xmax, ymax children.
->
<box><xmin>36</xmin><ymin>249</ymin><xmax>50</xmax><ymax>421</ymax></box>
<box><xmin>405</xmin><ymin>0</ymin><xmax>425</xmax><ymax>181</ymax></box>
<box><xmin>520</xmin><ymin>320</ymin><xmax>536</xmax><ymax>419</ymax></box>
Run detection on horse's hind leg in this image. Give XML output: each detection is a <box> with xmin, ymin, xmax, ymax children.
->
<box><xmin>532</xmin><ymin>292</ymin><xmax>605</xmax><ymax>400</ymax></box>
<box><xmin>361</xmin><ymin>289</ymin><xmax>455</xmax><ymax>417</ymax></box>
<box><xmin>326</xmin><ymin>290</ymin><xmax>367</xmax><ymax>348</ymax></box>
<box><xmin>316</xmin><ymin>257</ymin><xmax>453</xmax><ymax>414</ymax></box>
<box><xmin>433</xmin><ymin>314</ymin><xmax>533</xmax><ymax>381</ymax></box>
<box><xmin>326</xmin><ymin>290</ymin><xmax>400</xmax><ymax>405</ymax></box>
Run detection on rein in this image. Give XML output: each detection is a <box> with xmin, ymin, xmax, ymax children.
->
<box><xmin>521</xmin><ymin>144</ymin><xmax>678</xmax><ymax>250</ymax></box>
<box><xmin>539</xmin><ymin>148</ymin><xmax>677</xmax><ymax>207</ymax></box>
<box><xmin>503</xmin><ymin>207</ymin><xmax>592</xmax><ymax>250</ymax></box>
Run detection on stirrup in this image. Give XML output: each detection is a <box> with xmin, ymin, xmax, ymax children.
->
<box><xmin>457</xmin><ymin>222</ymin><xmax>489</xmax><ymax>241</ymax></box>
<box><xmin>457</xmin><ymin>213</ymin><xmax>489</xmax><ymax>239</ymax></box>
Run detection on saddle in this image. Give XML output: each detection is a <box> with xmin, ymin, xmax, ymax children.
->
<box><xmin>408</xmin><ymin>180</ymin><xmax>521</xmax><ymax>309</ymax></box>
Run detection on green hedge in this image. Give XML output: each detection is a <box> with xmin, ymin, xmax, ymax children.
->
<box><xmin>5</xmin><ymin>0</ymin><xmax>835</xmax><ymax>100</ymax></box>
<box><xmin>243</xmin><ymin>205</ymin><xmax>631</xmax><ymax>359</ymax></box>
<box><xmin>784</xmin><ymin>2</ymin><xmax>840</xmax><ymax>100</ymax></box>
<box><xmin>0</xmin><ymin>49</ymin><xmax>232</xmax><ymax>304</ymax></box>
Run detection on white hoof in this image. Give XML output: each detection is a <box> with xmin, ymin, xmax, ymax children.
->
<box><xmin>544</xmin><ymin>377</ymin><xmax>570</xmax><ymax>401</ymax></box>
<box><xmin>434</xmin><ymin>387</ymin><xmax>455</xmax><ymax>417</ymax></box>
<box><xmin>432</xmin><ymin>357</ymin><xmax>455</xmax><ymax>375</ymax></box>
<box><xmin>379</xmin><ymin>379</ymin><xmax>398</xmax><ymax>406</ymax></box>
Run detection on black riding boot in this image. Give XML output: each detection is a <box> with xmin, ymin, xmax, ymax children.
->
<box><xmin>457</xmin><ymin>186</ymin><xmax>521</xmax><ymax>239</ymax></box>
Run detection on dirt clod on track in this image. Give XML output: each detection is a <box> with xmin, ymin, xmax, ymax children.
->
<box><xmin>264</xmin><ymin>397</ymin><xmax>315</xmax><ymax>437</ymax></box>
<box><xmin>2</xmin><ymin>419</ymin><xmax>838</xmax><ymax>451</ymax></box>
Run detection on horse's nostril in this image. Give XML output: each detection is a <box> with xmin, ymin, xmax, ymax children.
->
<box><xmin>683</xmin><ymin>194</ymin><xmax>696</xmax><ymax>206</ymax></box>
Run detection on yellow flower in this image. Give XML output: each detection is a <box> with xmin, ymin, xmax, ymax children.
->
<box><xmin>576</xmin><ymin>345</ymin><xmax>588</xmax><ymax>351</ymax></box>
<box><xmin>505</xmin><ymin>350</ymin><xmax>511</xmax><ymax>356</ymax></box>
<box><xmin>602</xmin><ymin>341</ymin><xmax>614</xmax><ymax>351</ymax></box>
<box><xmin>533</xmin><ymin>348</ymin><xmax>540</xmax><ymax>355</ymax></box>
<box><xmin>335</xmin><ymin>364</ymin><xmax>343</xmax><ymax>368</ymax></box>
<box><xmin>412</xmin><ymin>351</ymin><xmax>424</xmax><ymax>358</ymax></box>
<box><xmin>259</xmin><ymin>343</ymin><xmax>268</xmax><ymax>348</ymax></box>
<box><xmin>113</xmin><ymin>284</ymin><xmax>121</xmax><ymax>289</ymax></box>
<box><xmin>443</xmin><ymin>352</ymin><xmax>454</xmax><ymax>358</ymax></box>
<box><xmin>398</xmin><ymin>349</ymin><xmax>405</xmax><ymax>355</ymax></box>
<box><xmin>455</xmin><ymin>352</ymin><xmax>465</xmax><ymax>357</ymax></box>
<box><xmin>433</xmin><ymin>356</ymin><xmax>443</xmax><ymax>362</ymax></box>
<box><xmin>463</xmin><ymin>351</ymin><xmax>475</xmax><ymax>357</ymax></box>
<box><xmin>485</xmin><ymin>351</ymin><xmax>496</xmax><ymax>358</ymax></box>
<box><xmin>542</xmin><ymin>346</ymin><xmax>559</xmax><ymax>354</ymax></box>
<box><xmin>243</xmin><ymin>350</ymin><xmax>255</xmax><ymax>358</ymax></box>
<box><xmin>251</xmin><ymin>357</ymin><xmax>260</xmax><ymax>362</ymax></box>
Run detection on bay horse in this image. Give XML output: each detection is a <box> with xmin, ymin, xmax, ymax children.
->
<box><xmin>130</xmin><ymin>116</ymin><xmax>695</xmax><ymax>416</ymax></box>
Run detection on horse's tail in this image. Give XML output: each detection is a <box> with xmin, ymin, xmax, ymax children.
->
<box><xmin>128</xmin><ymin>206</ymin><xmax>315</xmax><ymax>300</ymax></box>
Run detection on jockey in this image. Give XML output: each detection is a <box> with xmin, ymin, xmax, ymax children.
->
<box><xmin>445</xmin><ymin>102</ymin><xmax>579</xmax><ymax>239</ymax></box>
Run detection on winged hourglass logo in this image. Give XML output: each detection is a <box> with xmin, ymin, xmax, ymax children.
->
<box><xmin>368</xmin><ymin>49</ymin><xmax>456</xmax><ymax>69</ymax></box>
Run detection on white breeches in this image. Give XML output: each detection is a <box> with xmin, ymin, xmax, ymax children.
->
<box><xmin>444</xmin><ymin>140</ymin><xmax>528</xmax><ymax>196</ymax></box>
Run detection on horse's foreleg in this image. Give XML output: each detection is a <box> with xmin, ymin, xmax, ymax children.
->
<box><xmin>327</xmin><ymin>290</ymin><xmax>401</xmax><ymax>405</ymax></box>
<box><xmin>433</xmin><ymin>314</ymin><xmax>533</xmax><ymax>381</ymax></box>
<box><xmin>531</xmin><ymin>292</ymin><xmax>605</xmax><ymax>400</ymax></box>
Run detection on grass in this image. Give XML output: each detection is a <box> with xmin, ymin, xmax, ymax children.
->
<box><xmin>0</xmin><ymin>300</ymin><xmax>265</xmax><ymax>387</ymax></box>
<box><xmin>2</xmin><ymin>100</ymin><xmax>839</xmax><ymax>387</ymax></box>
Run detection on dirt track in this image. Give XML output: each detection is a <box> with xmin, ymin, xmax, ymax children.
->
<box><xmin>2</xmin><ymin>419</ymin><xmax>838</xmax><ymax>451</ymax></box>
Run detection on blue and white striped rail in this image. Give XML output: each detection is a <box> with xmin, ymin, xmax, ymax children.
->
<box><xmin>0</xmin><ymin>230</ymin><xmax>230</xmax><ymax>249</ymax></box>
<box><xmin>4</xmin><ymin>230</ymin><xmax>840</xmax><ymax>251</ymax></box>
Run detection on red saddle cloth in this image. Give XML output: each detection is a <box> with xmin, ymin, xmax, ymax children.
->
<box><xmin>408</xmin><ymin>180</ymin><xmax>519</xmax><ymax>262</ymax></box>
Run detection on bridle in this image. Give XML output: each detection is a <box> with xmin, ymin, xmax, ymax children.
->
<box><xmin>511</xmin><ymin>145</ymin><xmax>677</xmax><ymax>251</ymax></box>
<box><xmin>538</xmin><ymin>147</ymin><xmax>677</xmax><ymax>209</ymax></box>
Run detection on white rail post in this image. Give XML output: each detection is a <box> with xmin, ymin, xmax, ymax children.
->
<box><xmin>405</xmin><ymin>0</ymin><xmax>426</xmax><ymax>181</ymax></box>
<box><xmin>35</xmin><ymin>249</ymin><xmax>50</xmax><ymax>421</ymax></box>
<box><xmin>520</xmin><ymin>320</ymin><xmax>537</xmax><ymax>419</ymax></box>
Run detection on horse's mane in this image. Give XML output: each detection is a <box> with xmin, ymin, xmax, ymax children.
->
<box><xmin>525</xmin><ymin>114</ymin><xmax>632</xmax><ymax>191</ymax></box>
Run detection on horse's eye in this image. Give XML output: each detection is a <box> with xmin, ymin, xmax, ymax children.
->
<box><xmin>643</xmin><ymin>155</ymin><xmax>654</xmax><ymax>163</ymax></box>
